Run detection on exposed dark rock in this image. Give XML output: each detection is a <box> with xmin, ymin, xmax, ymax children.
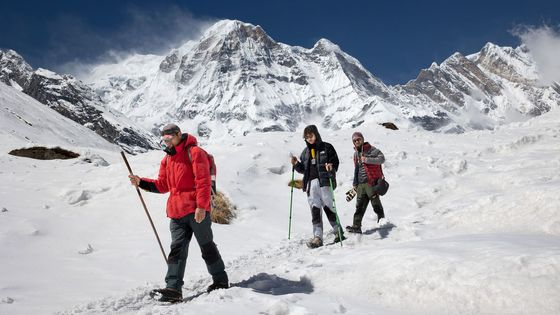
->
<box><xmin>160</xmin><ymin>53</ymin><xmax>180</xmax><ymax>73</ymax></box>
<box><xmin>9</xmin><ymin>146</ymin><xmax>80</xmax><ymax>160</ymax></box>
<box><xmin>411</xmin><ymin>112</ymin><xmax>450</xmax><ymax>131</ymax></box>
<box><xmin>258</xmin><ymin>125</ymin><xmax>285</xmax><ymax>132</ymax></box>
<box><xmin>197</xmin><ymin>122</ymin><xmax>212</xmax><ymax>138</ymax></box>
<box><xmin>380</xmin><ymin>122</ymin><xmax>399</xmax><ymax>130</ymax></box>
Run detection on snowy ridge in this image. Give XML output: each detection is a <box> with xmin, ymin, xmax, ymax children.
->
<box><xmin>0</xmin><ymin>81</ymin><xmax>115</xmax><ymax>151</ymax></box>
<box><xmin>82</xmin><ymin>19</ymin><xmax>559</xmax><ymax>139</ymax></box>
<box><xmin>0</xmin><ymin>49</ymin><xmax>159</xmax><ymax>153</ymax></box>
<box><xmin>394</xmin><ymin>42</ymin><xmax>560</xmax><ymax>132</ymax></box>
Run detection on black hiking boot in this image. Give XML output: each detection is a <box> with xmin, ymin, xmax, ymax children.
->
<box><xmin>150</xmin><ymin>288</ymin><xmax>183</xmax><ymax>303</ymax></box>
<box><xmin>345</xmin><ymin>225</ymin><xmax>362</xmax><ymax>234</ymax></box>
<box><xmin>374</xmin><ymin>208</ymin><xmax>385</xmax><ymax>223</ymax></box>
<box><xmin>207</xmin><ymin>281</ymin><xmax>229</xmax><ymax>293</ymax></box>
<box><xmin>333</xmin><ymin>232</ymin><xmax>346</xmax><ymax>243</ymax></box>
<box><xmin>377</xmin><ymin>215</ymin><xmax>385</xmax><ymax>223</ymax></box>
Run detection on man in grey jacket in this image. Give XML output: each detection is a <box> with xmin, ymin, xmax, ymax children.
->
<box><xmin>346</xmin><ymin>132</ymin><xmax>386</xmax><ymax>234</ymax></box>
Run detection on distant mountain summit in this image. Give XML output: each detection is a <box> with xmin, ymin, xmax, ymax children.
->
<box><xmin>86</xmin><ymin>20</ymin><xmax>559</xmax><ymax>137</ymax></box>
<box><xmin>86</xmin><ymin>19</ymin><xmax>399</xmax><ymax>138</ymax></box>
<box><xmin>2</xmin><ymin>20</ymin><xmax>558</xmax><ymax>145</ymax></box>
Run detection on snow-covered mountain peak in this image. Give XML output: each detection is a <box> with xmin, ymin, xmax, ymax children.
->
<box><xmin>311</xmin><ymin>38</ymin><xmax>341</xmax><ymax>54</ymax></box>
<box><xmin>199</xmin><ymin>19</ymin><xmax>276</xmax><ymax>49</ymax></box>
<box><xmin>0</xmin><ymin>49</ymin><xmax>34</xmax><ymax>90</ymax></box>
<box><xmin>473</xmin><ymin>41</ymin><xmax>539</xmax><ymax>83</ymax></box>
<box><xmin>427</xmin><ymin>62</ymin><xmax>439</xmax><ymax>70</ymax></box>
<box><xmin>202</xmin><ymin>19</ymin><xmax>250</xmax><ymax>36</ymax></box>
<box><xmin>0</xmin><ymin>49</ymin><xmax>26</xmax><ymax>62</ymax></box>
<box><xmin>445</xmin><ymin>52</ymin><xmax>466</xmax><ymax>62</ymax></box>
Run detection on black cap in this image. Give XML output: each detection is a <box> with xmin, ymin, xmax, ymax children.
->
<box><xmin>161</xmin><ymin>123</ymin><xmax>181</xmax><ymax>136</ymax></box>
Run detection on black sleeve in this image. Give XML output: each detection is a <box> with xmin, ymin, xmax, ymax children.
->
<box><xmin>139</xmin><ymin>179</ymin><xmax>161</xmax><ymax>193</ymax></box>
<box><xmin>294</xmin><ymin>149</ymin><xmax>306</xmax><ymax>174</ymax></box>
<box><xmin>327</xmin><ymin>143</ymin><xmax>340</xmax><ymax>172</ymax></box>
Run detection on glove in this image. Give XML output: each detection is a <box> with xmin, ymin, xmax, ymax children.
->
<box><xmin>345</xmin><ymin>187</ymin><xmax>357</xmax><ymax>202</ymax></box>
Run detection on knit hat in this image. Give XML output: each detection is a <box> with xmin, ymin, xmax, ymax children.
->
<box><xmin>352</xmin><ymin>131</ymin><xmax>364</xmax><ymax>141</ymax></box>
<box><xmin>161</xmin><ymin>123</ymin><xmax>181</xmax><ymax>136</ymax></box>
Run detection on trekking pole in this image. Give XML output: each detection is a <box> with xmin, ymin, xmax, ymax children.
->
<box><xmin>328</xmin><ymin>174</ymin><xmax>344</xmax><ymax>247</ymax></box>
<box><xmin>121</xmin><ymin>151</ymin><xmax>168</xmax><ymax>264</ymax></box>
<box><xmin>288</xmin><ymin>166</ymin><xmax>295</xmax><ymax>239</ymax></box>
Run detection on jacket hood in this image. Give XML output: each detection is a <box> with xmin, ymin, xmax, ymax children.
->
<box><xmin>175</xmin><ymin>133</ymin><xmax>197</xmax><ymax>152</ymax></box>
<box><xmin>304</xmin><ymin>124</ymin><xmax>323</xmax><ymax>147</ymax></box>
<box><xmin>181</xmin><ymin>133</ymin><xmax>197</xmax><ymax>147</ymax></box>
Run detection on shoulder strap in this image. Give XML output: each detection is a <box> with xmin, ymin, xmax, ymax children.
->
<box><xmin>184</xmin><ymin>142</ymin><xmax>196</xmax><ymax>163</ymax></box>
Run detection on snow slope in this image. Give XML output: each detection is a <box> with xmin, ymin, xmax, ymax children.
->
<box><xmin>0</xmin><ymin>97</ymin><xmax>559</xmax><ymax>314</ymax></box>
<box><xmin>0</xmin><ymin>82</ymin><xmax>117</xmax><ymax>151</ymax></box>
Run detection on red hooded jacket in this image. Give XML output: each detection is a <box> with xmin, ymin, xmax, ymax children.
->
<box><xmin>142</xmin><ymin>134</ymin><xmax>212</xmax><ymax>219</ymax></box>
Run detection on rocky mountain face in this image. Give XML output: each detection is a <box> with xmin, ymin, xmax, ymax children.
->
<box><xmin>392</xmin><ymin>43</ymin><xmax>560</xmax><ymax>132</ymax></box>
<box><xmin>0</xmin><ymin>50</ymin><xmax>158</xmax><ymax>153</ymax></box>
<box><xmin>85</xmin><ymin>20</ymin><xmax>559</xmax><ymax>138</ymax></box>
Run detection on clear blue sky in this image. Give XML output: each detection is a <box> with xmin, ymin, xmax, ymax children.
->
<box><xmin>1</xmin><ymin>0</ymin><xmax>558</xmax><ymax>84</ymax></box>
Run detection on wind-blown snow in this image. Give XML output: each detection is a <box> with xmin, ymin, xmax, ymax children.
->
<box><xmin>1</xmin><ymin>81</ymin><xmax>559</xmax><ymax>314</ymax></box>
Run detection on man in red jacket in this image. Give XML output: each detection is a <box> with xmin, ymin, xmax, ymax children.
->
<box><xmin>129</xmin><ymin>124</ymin><xmax>228</xmax><ymax>302</ymax></box>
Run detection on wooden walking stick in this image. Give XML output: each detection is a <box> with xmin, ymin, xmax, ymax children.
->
<box><xmin>121</xmin><ymin>151</ymin><xmax>168</xmax><ymax>264</ymax></box>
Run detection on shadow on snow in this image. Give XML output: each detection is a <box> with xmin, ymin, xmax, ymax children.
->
<box><xmin>363</xmin><ymin>222</ymin><xmax>396</xmax><ymax>239</ymax></box>
<box><xmin>232</xmin><ymin>273</ymin><xmax>313</xmax><ymax>295</ymax></box>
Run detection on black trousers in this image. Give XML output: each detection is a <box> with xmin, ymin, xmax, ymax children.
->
<box><xmin>165</xmin><ymin>212</ymin><xmax>228</xmax><ymax>290</ymax></box>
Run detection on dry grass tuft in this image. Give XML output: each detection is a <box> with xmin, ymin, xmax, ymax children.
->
<box><xmin>288</xmin><ymin>179</ymin><xmax>303</xmax><ymax>189</ymax></box>
<box><xmin>211</xmin><ymin>191</ymin><xmax>236</xmax><ymax>224</ymax></box>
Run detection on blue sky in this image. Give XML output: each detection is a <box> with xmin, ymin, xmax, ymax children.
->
<box><xmin>1</xmin><ymin>0</ymin><xmax>559</xmax><ymax>84</ymax></box>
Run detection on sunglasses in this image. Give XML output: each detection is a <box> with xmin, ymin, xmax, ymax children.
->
<box><xmin>161</xmin><ymin>134</ymin><xmax>175</xmax><ymax>143</ymax></box>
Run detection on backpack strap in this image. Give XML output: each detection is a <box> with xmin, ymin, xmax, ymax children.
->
<box><xmin>184</xmin><ymin>142</ymin><xmax>216</xmax><ymax>196</ymax></box>
<box><xmin>184</xmin><ymin>143</ymin><xmax>195</xmax><ymax>164</ymax></box>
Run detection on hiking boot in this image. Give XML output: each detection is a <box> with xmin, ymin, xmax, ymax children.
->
<box><xmin>378</xmin><ymin>217</ymin><xmax>388</xmax><ymax>226</ymax></box>
<box><xmin>345</xmin><ymin>225</ymin><xmax>362</xmax><ymax>234</ymax></box>
<box><xmin>151</xmin><ymin>288</ymin><xmax>183</xmax><ymax>303</ymax></box>
<box><xmin>307</xmin><ymin>236</ymin><xmax>323</xmax><ymax>248</ymax></box>
<box><xmin>207</xmin><ymin>281</ymin><xmax>229</xmax><ymax>293</ymax></box>
<box><xmin>333</xmin><ymin>233</ymin><xmax>346</xmax><ymax>243</ymax></box>
<box><xmin>374</xmin><ymin>208</ymin><xmax>385</xmax><ymax>223</ymax></box>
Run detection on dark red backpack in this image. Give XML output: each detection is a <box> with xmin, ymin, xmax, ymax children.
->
<box><xmin>185</xmin><ymin>144</ymin><xmax>217</xmax><ymax>194</ymax></box>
